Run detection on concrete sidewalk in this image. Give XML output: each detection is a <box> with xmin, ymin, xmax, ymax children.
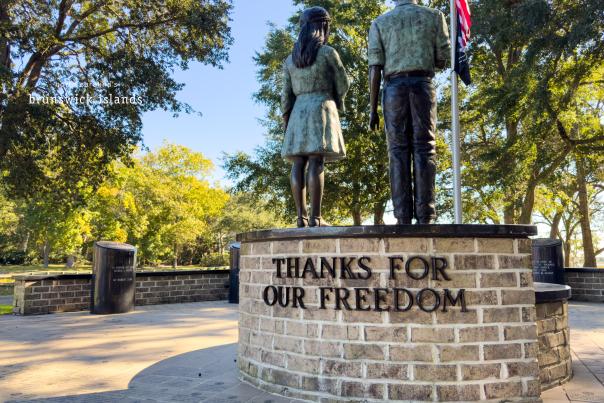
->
<box><xmin>1</xmin><ymin>300</ymin><xmax>603</xmax><ymax>402</ymax></box>
<box><xmin>0</xmin><ymin>301</ymin><xmax>251</xmax><ymax>402</ymax></box>
<box><xmin>541</xmin><ymin>302</ymin><xmax>604</xmax><ymax>403</ymax></box>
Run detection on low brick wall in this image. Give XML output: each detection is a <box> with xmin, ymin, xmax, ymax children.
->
<box><xmin>564</xmin><ymin>268</ymin><xmax>604</xmax><ymax>302</ymax></box>
<box><xmin>237</xmin><ymin>226</ymin><xmax>541</xmax><ymax>402</ymax></box>
<box><xmin>536</xmin><ymin>300</ymin><xmax>572</xmax><ymax>390</ymax></box>
<box><xmin>12</xmin><ymin>270</ymin><xmax>229</xmax><ymax>315</ymax></box>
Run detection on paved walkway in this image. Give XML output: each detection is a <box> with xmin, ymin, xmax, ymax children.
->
<box><xmin>542</xmin><ymin>302</ymin><xmax>604</xmax><ymax>403</ymax></box>
<box><xmin>0</xmin><ymin>301</ymin><xmax>603</xmax><ymax>403</ymax></box>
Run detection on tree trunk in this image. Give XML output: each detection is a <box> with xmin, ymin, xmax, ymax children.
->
<box><xmin>518</xmin><ymin>182</ymin><xmax>537</xmax><ymax>224</ymax></box>
<box><xmin>549</xmin><ymin>211</ymin><xmax>562</xmax><ymax>239</ymax></box>
<box><xmin>563</xmin><ymin>241</ymin><xmax>571</xmax><ymax>268</ymax></box>
<box><xmin>562</xmin><ymin>216</ymin><xmax>574</xmax><ymax>268</ymax></box>
<box><xmin>172</xmin><ymin>244</ymin><xmax>178</xmax><ymax>269</ymax></box>
<box><xmin>352</xmin><ymin>208</ymin><xmax>362</xmax><ymax>226</ymax></box>
<box><xmin>21</xmin><ymin>231</ymin><xmax>30</xmax><ymax>253</ymax></box>
<box><xmin>503</xmin><ymin>204</ymin><xmax>515</xmax><ymax>224</ymax></box>
<box><xmin>373</xmin><ymin>201</ymin><xmax>386</xmax><ymax>225</ymax></box>
<box><xmin>0</xmin><ymin>2</ymin><xmax>10</xmax><ymax>72</ymax></box>
<box><xmin>0</xmin><ymin>1</ymin><xmax>10</xmax><ymax>144</ymax></box>
<box><xmin>43</xmin><ymin>241</ymin><xmax>50</xmax><ymax>268</ymax></box>
<box><xmin>576</xmin><ymin>157</ymin><xmax>597</xmax><ymax>267</ymax></box>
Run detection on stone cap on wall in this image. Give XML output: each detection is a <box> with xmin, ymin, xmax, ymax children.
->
<box><xmin>535</xmin><ymin>282</ymin><xmax>572</xmax><ymax>304</ymax></box>
<box><xmin>565</xmin><ymin>267</ymin><xmax>603</xmax><ymax>273</ymax></box>
<box><xmin>12</xmin><ymin>269</ymin><xmax>229</xmax><ymax>281</ymax></box>
<box><xmin>237</xmin><ymin>224</ymin><xmax>537</xmax><ymax>242</ymax></box>
<box><xmin>95</xmin><ymin>241</ymin><xmax>137</xmax><ymax>251</ymax></box>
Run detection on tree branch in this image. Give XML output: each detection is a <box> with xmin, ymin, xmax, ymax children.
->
<box><xmin>65</xmin><ymin>14</ymin><xmax>176</xmax><ymax>42</ymax></box>
<box><xmin>62</xmin><ymin>1</ymin><xmax>110</xmax><ymax>39</ymax></box>
<box><xmin>55</xmin><ymin>0</ymin><xmax>73</xmax><ymax>36</ymax></box>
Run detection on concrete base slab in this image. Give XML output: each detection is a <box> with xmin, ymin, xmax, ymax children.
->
<box><xmin>1</xmin><ymin>300</ymin><xmax>603</xmax><ymax>402</ymax></box>
<box><xmin>542</xmin><ymin>302</ymin><xmax>604</xmax><ymax>402</ymax></box>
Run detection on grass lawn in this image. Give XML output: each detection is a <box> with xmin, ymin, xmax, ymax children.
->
<box><xmin>0</xmin><ymin>305</ymin><xmax>12</xmax><ymax>315</ymax></box>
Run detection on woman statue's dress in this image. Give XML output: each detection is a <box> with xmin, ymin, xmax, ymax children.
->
<box><xmin>281</xmin><ymin>45</ymin><xmax>350</xmax><ymax>162</ymax></box>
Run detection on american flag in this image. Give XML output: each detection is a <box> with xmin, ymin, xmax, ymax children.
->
<box><xmin>455</xmin><ymin>0</ymin><xmax>472</xmax><ymax>85</ymax></box>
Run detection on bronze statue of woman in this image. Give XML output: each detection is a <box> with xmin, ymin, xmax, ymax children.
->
<box><xmin>281</xmin><ymin>7</ymin><xmax>350</xmax><ymax>228</ymax></box>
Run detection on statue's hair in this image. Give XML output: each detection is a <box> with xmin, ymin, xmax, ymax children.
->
<box><xmin>292</xmin><ymin>7</ymin><xmax>331</xmax><ymax>69</ymax></box>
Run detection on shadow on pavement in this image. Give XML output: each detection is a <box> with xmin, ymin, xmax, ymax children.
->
<box><xmin>6</xmin><ymin>343</ymin><xmax>297</xmax><ymax>403</ymax></box>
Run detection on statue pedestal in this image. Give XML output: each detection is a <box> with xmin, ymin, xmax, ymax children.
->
<box><xmin>236</xmin><ymin>225</ymin><xmax>542</xmax><ymax>402</ymax></box>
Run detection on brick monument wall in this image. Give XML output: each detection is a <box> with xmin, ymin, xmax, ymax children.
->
<box><xmin>237</xmin><ymin>230</ymin><xmax>541</xmax><ymax>402</ymax></box>
<box><xmin>12</xmin><ymin>270</ymin><xmax>229</xmax><ymax>315</ymax></box>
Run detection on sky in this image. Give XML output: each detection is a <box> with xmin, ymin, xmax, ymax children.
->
<box><xmin>136</xmin><ymin>0</ymin><xmax>584</xmax><ymax>234</ymax></box>
<box><xmin>140</xmin><ymin>0</ymin><xmax>297</xmax><ymax>182</ymax></box>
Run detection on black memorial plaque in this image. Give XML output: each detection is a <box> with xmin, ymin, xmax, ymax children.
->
<box><xmin>532</xmin><ymin>238</ymin><xmax>565</xmax><ymax>285</ymax></box>
<box><xmin>91</xmin><ymin>241</ymin><xmax>137</xmax><ymax>314</ymax></box>
<box><xmin>229</xmin><ymin>243</ymin><xmax>240</xmax><ymax>304</ymax></box>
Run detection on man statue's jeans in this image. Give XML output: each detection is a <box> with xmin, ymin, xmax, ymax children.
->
<box><xmin>383</xmin><ymin>75</ymin><xmax>437</xmax><ymax>223</ymax></box>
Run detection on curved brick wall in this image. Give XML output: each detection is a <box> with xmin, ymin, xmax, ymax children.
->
<box><xmin>237</xmin><ymin>229</ymin><xmax>541</xmax><ymax>402</ymax></box>
<box><xmin>565</xmin><ymin>268</ymin><xmax>604</xmax><ymax>302</ymax></box>
<box><xmin>537</xmin><ymin>300</ymin><xmax>572</xmax><ymax>390</ymax></box>
<box><xmin>12</xmin><ymin>270</ymin><xmax>229</xmax><ymax>315</ymax></box>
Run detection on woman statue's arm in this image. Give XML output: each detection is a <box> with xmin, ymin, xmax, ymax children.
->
<box><xmin>281</xmin><ymin>60</ymin><xmax>295</xmax><ymax>130</ymax></box>
<box><xmin>328</xmin><ymin>48</ymin><xmax>350</xmax><ymax>112</ymax></box>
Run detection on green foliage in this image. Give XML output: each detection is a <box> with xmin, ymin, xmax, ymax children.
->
<box><xmin>92</xmin><ymin>143</ymin><xmax>229</xmax><ymax>266</ymax></box>
<box><xmin>213</xmin><ymin>193</ymin><xmax>288</xmax><ymax>246</ymax></box>
<box><xmin>0</xmin><ymin>142</ymin><xmax>284</xmax><ymax>267</ymax></box>
<box><xmin>0</xmin><ymin>188</ymin><xmax>19</xmax><ymax>258</ymax></box>
<box><xmin>0</xmin><ymin>0</ymin><xmax>233</xmax><ymax>206</ymax></box>
<box><xmin>198</xmin><ymin>252</ymin><xmax>229</xmax><ymax>268</ymax></box>
<box><xmin>22</xmin><ymin>198</ymin><xmax>93</xmax><ymax>264</ymax></box>
<box><xmin>433</xmin><ymin>0</ymin><xmax>604</xmax><ymax>225</ymax></box>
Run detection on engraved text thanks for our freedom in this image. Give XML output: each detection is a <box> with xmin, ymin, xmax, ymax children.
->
<box><xmin>262</xmin><ymin>255</ymin><xmax>468</xmax><ymax>313</ymax></box>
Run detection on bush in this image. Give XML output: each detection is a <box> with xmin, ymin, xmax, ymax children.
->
<box><xmin>199</xmin><ymin>252</ymin><xmax>229</xmax><ymax>268</ymax></box>
<box><xmin>0</xmin><ymin>251</ymin><xmax>30</xmax><ymax>265</ymax></box>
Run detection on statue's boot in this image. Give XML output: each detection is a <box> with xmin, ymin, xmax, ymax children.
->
<box><xmin>308</xmin><ymin>156</ymin><xmax>326</xmax><ymax>227</ymax></box>
<box><xmin>413</xmin><ymin>147</ymin><xmax>436</xmax><ymax>224</ymax></box>
<box><xmin>297</xmin><ymin>217</ymin><xmax>309</xmax><ymax>228</ymax></box>
<box><xmin>309</xmin><ymin>216</ymin><xmax>330</xmax><ymax>227</ymax></box>
<box><xmin>291</xmin><ymin>157</ymin><xmax>309</xmax><ymax>228</ymax></box>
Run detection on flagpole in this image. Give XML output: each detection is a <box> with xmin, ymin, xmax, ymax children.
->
<box><xmin>450</xmin><ymin>0</ymin><xmax>463</xmax><ymax>224</ymax></box>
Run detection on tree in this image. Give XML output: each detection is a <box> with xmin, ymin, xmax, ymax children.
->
<box><xmin>213</xmin><ymin>193</ymin><xmax>286</xmax><ymax>254</ymax></box>
<box><xmin>20</xmin><ymin>198</ymin><xmax>92</xmax><ymax>267</ymax></box>
<box><xmin>0</xmin><ymin>0</ymin><xmax>233</xmax><ymax>206</ymax></box>
<box><xmin>0</xmin><ymin>186</ymin><xmax>21</xmax><ymax>262</ymax></box>
<box><xmin>439</xmin><ymin>0</ymin><xmax>604</xmax><ymax>225</ymax></box>
<box><xmin>225</xmin><ymin>0</ymin><xmax>392</xmax><ymax>225</ymax></box>
<box><xmin>93</xmin><ymin>143</ymin><xmax>228</xmax><ymax>267</ymax></box>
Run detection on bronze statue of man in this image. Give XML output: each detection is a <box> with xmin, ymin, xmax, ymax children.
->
<box><xmin>368</xmin><ymin>0</ymin><xmax>450</xmax><ymax>225</ymax></box>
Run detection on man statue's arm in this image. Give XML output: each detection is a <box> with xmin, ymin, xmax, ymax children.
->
<box><xmin>369</xmin><ymin>66</ymin><xmax>382</xmax><ymax>131</ymax></box>
<box><xmin>368</xmin><ymin>21</ymin><xmax>385</xmax><ymax>131</ymax></box>
<box><xmin>435</xmin><ymin>11</ymin><xmax>451</xmax><ymax>70</ymax></box>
